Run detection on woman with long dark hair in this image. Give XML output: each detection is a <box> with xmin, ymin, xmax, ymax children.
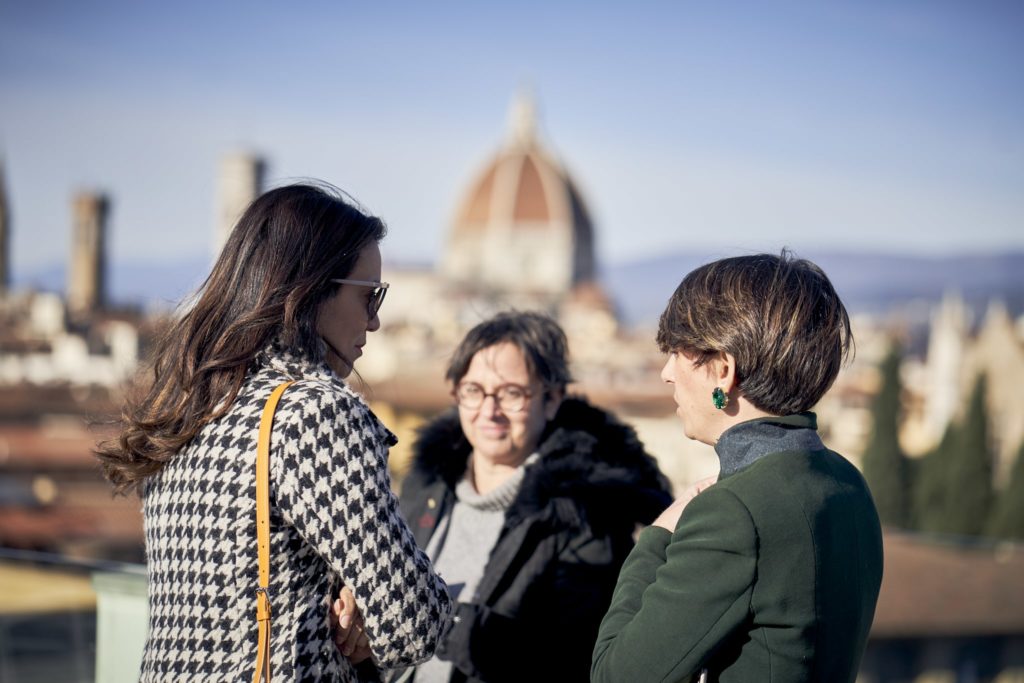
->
<box><xmin>98</xmin><ymin>183</ymin><xmax>452</xmax><ymax>681</ymax></box>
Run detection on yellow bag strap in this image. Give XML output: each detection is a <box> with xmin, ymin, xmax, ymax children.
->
<box><xmin>253</xmin><ymin>380</ymin><xmax>294</xmax><ymax>683</ymax></box>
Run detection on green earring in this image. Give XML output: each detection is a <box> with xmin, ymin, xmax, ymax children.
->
<box><xmin>712</xmin><ymin>387</ymin><xmax>729</xmax><ymax>410</ymax></box>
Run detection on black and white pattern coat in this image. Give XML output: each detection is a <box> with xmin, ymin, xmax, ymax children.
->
<box><xmin>398</xmin><ymin>397</ymin><xmax>673</xmax><ymax>683</ymax></box>
<box><xmin>141</xmin><ymin>343</ymin><xmax>453</xmax><ymax>681</ymax></box>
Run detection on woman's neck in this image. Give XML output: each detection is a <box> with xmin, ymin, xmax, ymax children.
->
<box><xmin>469</xmin><ymin>452</ymin><xmax>525</xmax><ymax>496</ymax></box>
<box><xmin>705</xmin><ymin>396</ymin><xmax>778</xmax><ymax>446</ymax></box>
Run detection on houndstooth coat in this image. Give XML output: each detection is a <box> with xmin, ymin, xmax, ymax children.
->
<box><xmin>140</xmin><ymin>341</ymin><xmax>453</xmax><ymax>681</ymax></box>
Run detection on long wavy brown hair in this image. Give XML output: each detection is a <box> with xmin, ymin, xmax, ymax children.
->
<box><xmin>96</xmin><ymin>183</ymin><xmax>386</xmax><ymax>495</ymax></box>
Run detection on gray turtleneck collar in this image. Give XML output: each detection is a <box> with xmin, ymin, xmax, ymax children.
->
<box><xmin>715</xmin><ymin>412</ymin><xmax>823</xmax><ymax>479</ymax></box>
<box><xmin>455</xmin><ymin>453</ymin><xmax>541</xmax><ymax>512</ymax></box>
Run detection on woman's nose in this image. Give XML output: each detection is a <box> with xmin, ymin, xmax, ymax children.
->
<box><xmin>660</xmin><ymin>356</ymin><xmax>674</xmax><ymax>383</ymax></box>
<box><xmin>479</xmin><ymin>393</ymin><xmax>503</xmax><ymax>418</ymax></box>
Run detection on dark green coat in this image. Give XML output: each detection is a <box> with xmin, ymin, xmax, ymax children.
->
<box><xmin>592</xmin><ymin>414</ymin><xmax>883</xmax><ymax>683</ymax></box>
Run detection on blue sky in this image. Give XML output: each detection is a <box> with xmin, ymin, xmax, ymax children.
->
<box><xmin>1</xmin><ymin>1</ymin><xmax>1022</xmax><ymax>275</ymax></box>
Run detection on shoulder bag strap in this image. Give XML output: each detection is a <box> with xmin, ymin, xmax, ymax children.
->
<box><xmin>253</xmin><ymin>380</ymin><xmax>295</xmax><ymax>683</ymax></box>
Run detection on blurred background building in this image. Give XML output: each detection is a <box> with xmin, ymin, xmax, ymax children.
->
<box><xmin>214</xmin><ymin>151</ymin><xmax>265</xmax><ymax>256</ymax></box>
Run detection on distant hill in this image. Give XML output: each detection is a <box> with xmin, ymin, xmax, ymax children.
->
<box><xmin>14</xmin><ymin>258</ymin><xmax>210</xmax><ymax>313</ymax></box>
<box><xmin>15</xmin><ymin>250</ymin><xmax>1024</xmax><ymax>326</ymax></box>
<box><xmin>602</xmin><ymin>250</ymin><xmax>1024</xmax><ymax>327</ymax></box>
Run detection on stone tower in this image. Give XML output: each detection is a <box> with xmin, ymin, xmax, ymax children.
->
<box><xmin>442</xmin><ymin>93</ymin><xmax>596</xmax><ymax>298</ymax></box>
<box><xmin>215</xmin><ymin>152</ymin><xmax>265</xmax><ymax>256</ymax></box>
<box><xmin>966</xmin><ymin>300</ymin><xmax>1024</xmax><ymax>486</ymax></box>
<box><xmin>67</xmin><ymin>191</ymin><xmax>109</xmax><ymax>316</ymax></box>
<box><xmin>924</xmin><ymin>292</ymin><xmax>969</xmax><ymax>445</ymax></box>
<box><xmin>0</xmin><ymin>161</ymin><xmax>8</xmax><ymax>297</ymax></box>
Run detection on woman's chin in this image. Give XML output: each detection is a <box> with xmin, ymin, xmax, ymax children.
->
<box><xmin>478</xmin><ymin>449</ymin><xmax>532</xmax><ymax>469</ymax></box>
<box><xmin>328</xmin><ymin>358</ymin><xmax>354</xmax><ymax>378</ymax></box>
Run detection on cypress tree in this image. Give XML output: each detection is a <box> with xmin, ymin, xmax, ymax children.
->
<box><xmin>912</xmin><ymin>423</ymin><xmax>956</xmax><ymax>533</ymax></box>
<box><xmin>940</xmin><ymin>374</ymin><xmax>995</xmax><ymax>536</ymax></box>
<box><xmin>862</xmin><ymin>343</ymin><xmax>911</xmax><ymax>527</ymax></box>
<box><xmin>987</xmin><ymin>439</ymin><xmax>1024</xmax><ymax>540</ymax></box>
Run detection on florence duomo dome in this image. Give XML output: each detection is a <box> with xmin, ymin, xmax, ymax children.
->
<box><xmin>442</xmin><ymin>93</ymin><xmax>597</xmax><ymax>299</ymax></box>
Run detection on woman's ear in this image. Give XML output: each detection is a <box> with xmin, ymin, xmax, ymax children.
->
<box><xmin>714</xmin><ymin>351</ymin><xmax>738</xmax><ymax>393</ymax></box>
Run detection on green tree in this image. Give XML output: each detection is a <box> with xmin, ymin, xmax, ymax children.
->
<box><xmin>862</xmin><ymin>343</ymin><xmax>911</xmax><ymax>527</ymax></box>
<box><xmin>987</xmin><ymin>439</ymin><xmax>1024</xmax><ymax>540</ymax></box>
<box><xmin>912</xmin><ymin>423</ymin><xmax>956</xmax><ymax>533</ymax></box>
<box><xmin>939</xmin><ymin>374</ymin><xmax>995</xmax><ymax>536</ymax></box>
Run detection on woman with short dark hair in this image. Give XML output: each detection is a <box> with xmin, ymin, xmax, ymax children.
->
<box><xmin>97</xmin><ymin>183</ymin><xmax>452</xmax><ymax>681</ymax></box>
<box><xmin>395</xmin><ymin>311</ymin><xmax>672</xmax><ymax>683</ymax></box>
<box><xmin>593</xmin><ymin>252</ymin><xmax>883</xmax><ymax>683</ymax></box>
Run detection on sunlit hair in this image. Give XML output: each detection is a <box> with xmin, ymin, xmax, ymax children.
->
<box><xmin>446</xmin><ymin>311</ymin><xmax>573</xmax><ymax>392</ymax></box>
<box><xmin>96</xmin><ymin>182</ymin><xmax>386</xmax><ymax>495</ymax></box>
<box><xmin>656</xmin><ymin>251</ymin><xmax>853</xmax><ymax>415</ymax></box>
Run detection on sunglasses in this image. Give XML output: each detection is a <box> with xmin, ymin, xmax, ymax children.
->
<box><xmin>330</xmin><ymin>278</ymin><xmax>390</xmax><ymax>318</ymax></box>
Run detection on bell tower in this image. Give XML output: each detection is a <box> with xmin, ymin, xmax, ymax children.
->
<box><xmin>0</xmin><ymin>161</ymin><xmax>9</xmax><ymax>297</ymax></box>
<box><xmin>67</xmin><ymin>191</ymin><xmax>109</xmax><ymax>316</ymax></box>
<box><xmin>214</xmin><ymin>152</ymin><xmax>266</xmax><ymax>256</ymax></box>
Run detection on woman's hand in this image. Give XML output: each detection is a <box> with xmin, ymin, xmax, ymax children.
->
<box><xmin>652</xmin><ymin>475</ymin><xmax>718</xmax><ymax>531</ymax></box>
<box><xmin>330</xmin><ymin>585</ymin><xmax>372</xmax><ymax>663</ymax></box>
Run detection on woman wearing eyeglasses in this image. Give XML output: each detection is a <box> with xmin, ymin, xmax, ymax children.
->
<box><xmin>391</xmin><ymin>311</ymin><xmax>672</xmax><ymax>683</ymax></box>
<box><xmin>97</xmin><ymin>183</ymin><xmax>452</xmax><ymax>682</ymax></box>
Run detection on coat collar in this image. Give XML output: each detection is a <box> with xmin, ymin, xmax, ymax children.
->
<box><xmin>715</xmin><ymin>412</ymin><xmax>823</xmax><ymax>479</ymax></box>
<box><xmin>256</xmin><ymin>337</ymin><xmax>341</xmax><ymax>386</ymax></box>
<box><xmin>253</xmin><ymin>337</ymin><xmax>396</xmax><ymax>445</ymax></box>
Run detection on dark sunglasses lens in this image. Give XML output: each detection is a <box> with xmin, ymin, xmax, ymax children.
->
<box><xmin>370</xmin><ymin>288</ymin><xmax>386</xmax><ymax>316</ymax></box>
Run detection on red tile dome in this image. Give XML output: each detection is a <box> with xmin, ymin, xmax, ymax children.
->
<box><xmin>443</xmin><ymin>94</ymin><xmax>596</xmax><ymax>296</ymax></box>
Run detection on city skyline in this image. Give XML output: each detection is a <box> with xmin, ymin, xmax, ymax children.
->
<box><xmin>1</xmin><ymin>1</ymin><xmax>1022</xmax><ymax>278</ymax></box>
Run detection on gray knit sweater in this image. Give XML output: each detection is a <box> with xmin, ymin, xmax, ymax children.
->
<box><xmin>413</xmin><ymin>457</ymin><xmax>536</xmax><ymax>683</ymax></box>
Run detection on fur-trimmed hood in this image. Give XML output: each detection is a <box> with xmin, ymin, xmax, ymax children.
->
<box><xmin>410</xmin><ymin>396</ymin><xmax>672</xmax><ymax>530</ymax></box>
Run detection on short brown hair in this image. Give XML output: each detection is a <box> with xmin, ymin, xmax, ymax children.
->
<box><xmin>656</xmin><ymin>251</ymin><xmax>852</xmax><ymax>415</ymax></box>
<box><xmin>446</xmin><ymin>311</ymin><xmax>572</xmax><ymax>391</ymax></box>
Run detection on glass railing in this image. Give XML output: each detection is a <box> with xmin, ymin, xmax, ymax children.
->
<box><xmin>0</xmin><ymin>547</ymin><xmax>147</xmax><ymax>683</ymax></box>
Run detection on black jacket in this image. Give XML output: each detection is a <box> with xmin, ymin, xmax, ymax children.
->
<box><xmin>398</xmin><ymin>397</ymin><xmax>672</xmax><ymax>683</ymax></box>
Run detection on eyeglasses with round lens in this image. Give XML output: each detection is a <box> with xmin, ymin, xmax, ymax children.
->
<box><xmin>454</xmin><ymin>382</ymin><xmax>533</xmax><ymax>413</ymax></box>
<box><xmin>330</xmin><ymin>278</ymin><xmax>390</xmax><ymax>318</ymax></box>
